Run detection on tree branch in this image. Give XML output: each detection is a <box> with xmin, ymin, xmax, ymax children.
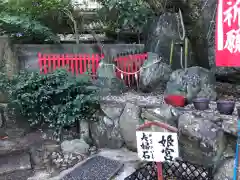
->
<box><xmin>143</xmin><ymin>0</ymin><xmax>186</xmax><ymax>14</ymax></box>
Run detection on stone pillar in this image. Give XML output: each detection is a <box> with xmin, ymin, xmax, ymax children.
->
<box><xmin>0</xmin><ymin>36</ymin><xmax>19</xmax><ymax>78</ymax></box>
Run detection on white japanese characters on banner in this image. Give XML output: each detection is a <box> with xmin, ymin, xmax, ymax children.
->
<box><xmin>222</xmin><ymin>0</ymin><xmax>240</xmax><ymax>53</ymax></box>
<box><xmin>216</xmin><ymin>0</ymin><xmax>240</xmax><ymax>66</ymax></box>
<box><xmin>136</xmin><ymin>131</ymin><xmax>179</xmax><ymax>162</ymax></box>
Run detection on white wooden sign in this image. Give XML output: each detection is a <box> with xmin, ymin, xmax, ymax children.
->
<box><xmin>136</xmin><ymin>131</ymin><xmax>179</xmax><ymax>162</ymax></box>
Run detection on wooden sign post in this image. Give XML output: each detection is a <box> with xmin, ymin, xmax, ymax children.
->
<box><xmin>136</xmin><ymin>122</ymin><xmax>178</xmax><ymax>180</ymax></box>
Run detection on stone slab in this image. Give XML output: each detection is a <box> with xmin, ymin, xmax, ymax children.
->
<box><xmin>61</xmin><ymin>156</ymin><xmax>123</xmax><ymax>180</ymax></box>
<box><xmin>0</xmin><ymin>151</ymin><xmax>31</xmax><ymax>175</ymax></box>
<box><xmin>0</xmin><ymin>169</ymin><xmax>34</xmax><ymax>180</ymax></box>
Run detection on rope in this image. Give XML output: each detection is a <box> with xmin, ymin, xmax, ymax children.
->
<box><xmin>177</xmin><ymin>8</ymin><xmax>186</xmax><ymax>41</ymax></box>
<box><xmin>180</xmin><ymin>46</ymin><xmax>184</xmax><ymax>69</ymax></box>
<box><xmin>101</xmin><ymin>57</ymin><xmax>164</xmax><ymax>75</ymax></box>
<box><xmin>207</xmin><ymin>5</ymin><xmax>217</xmax><ymax>40</ymax></box>
<box><xmin>176</xmin><ymin>8</ymin><xmax>186</xmax><ymax>69</ymax></box>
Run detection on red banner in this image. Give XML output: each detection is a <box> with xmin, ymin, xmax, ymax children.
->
<box><xmin>216</xmin><ymin>0</ymin><xmax>240</xmax><ymax>66</ymax></box>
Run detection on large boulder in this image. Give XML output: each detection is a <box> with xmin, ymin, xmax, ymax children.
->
<box><xmin>213</xmin><ymin>158</ymin><xmax>234</xmax><ymax>180</ymax></box>
<box><xmin>144</xmin><ymin>13</ymin><xmax>194</xmax><ymax>70</ymax></box>
<box><xmin>100</xmin><ymin>102</ymin><xmax>124</xmax><ymax>120</ymax></box>
<box><xmin>141</xmin><ymin>104</ymin><xmax>180</xmax><ymax>127</ymax></box>
<box><xmin>165</xmin><ymin>66</ymin><xmax>217</xmax><ymax>102</ymax></box>
<box><xmin>95</xmin><ymin>61</ymin><xmax>128</xmax><ymax>95</ymax></box>
<box><xmin>90</xmin><ymin>116</ymin><xmax>124</xmax><ymax>149</ymax></box>
<box><xmin>0</xmin><ymin>36</ymin><xmax>19</xmax><ymax>77</ymax></box>
<box><xmin>139</xmin><ymin>52</ymin><xmax>172</xmax><ymax>92</ymax></box>
<box><xmin>119</xmin><ymin>102</ymin><xmax>141</xmax><ymax>152</ymax></box>
<box><xmin>178</xmin><ymin>113</ymin><xmax>227</xmax><ymax>168</ymax></box>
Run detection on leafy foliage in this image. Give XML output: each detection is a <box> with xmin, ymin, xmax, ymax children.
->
<box><xmin>8</xmin><ymin>69</ymin><xmax>100</xmax><ymax>135</ymax></box>
<box><xmin>98</xmin><ymin>0</ymin><xmax>155</xmax><ymax>32</ymax></box>
<box><xmin>0</xmin><ymin>0</ymin><xmax>71</xmax><ymax>42</ymax></box>
<box><xmin>0</xmin><ymin>72</ymin><xmax>12</xmax><ymax>93</ymax></box>
<box><xmin>6</xmin><ymin>0</ymin><xmax>70</xmax><ymax>19</ymax></box>
<box><xmin>0</xmin><ymin>12</ymin><xmax>60</xmax><ymax>42</ymax></box>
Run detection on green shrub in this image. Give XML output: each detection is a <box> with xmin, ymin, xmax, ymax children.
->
<box><xmin>0</xmin><ymin>72</ymin><xmax>12</xmax><ymax>92</ymax></box>
<box><xmin>8</xmin><ymin>68</ymin><xmax>100</xmax><ymax>135</ymax></box>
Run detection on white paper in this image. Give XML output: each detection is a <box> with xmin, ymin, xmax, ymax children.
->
<box><xmin>136</xmin><ymin>131</ymin><xmax>179</xmax><ymax>162</ymax></box>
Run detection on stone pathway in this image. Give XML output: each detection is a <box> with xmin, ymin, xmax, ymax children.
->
<box><xmin>0</xmin><ymin>131</ymin><xmax>44</xmax><ymax>180</ymax></box>
<box><xmin>0</xmin><ymin>129</ymin><xmax>86</xmax><ymax>180</ymax></box>
<box><xmin>0</xmin><ymin>170</ymin><xmax>34</xmax><ymax>180</ymax></box>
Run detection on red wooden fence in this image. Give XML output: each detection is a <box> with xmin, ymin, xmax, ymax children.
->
<box><xmin>38</xmin><ymin>52</ymin><xmax>148</xmax><ymax>86</ymax></box>
<box><xmin>114</xmin><ymin>53</ymin><xmax>147</xmax><ymax>86</ymax></box>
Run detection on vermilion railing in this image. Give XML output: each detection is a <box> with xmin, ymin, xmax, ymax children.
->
<box><xmin>38</xmin><ymin>53</ymin><xmax>104</xmax><ymax>79</ymax></box>
<box><xmin>114</xmin><ymin>53</ymin><xmax>147</xmax><ymax>86</ymax></box>
<box><xmin>38</xmin><ymin>52</ymin><xmax>148</xmax><ymax>86</ymax></box>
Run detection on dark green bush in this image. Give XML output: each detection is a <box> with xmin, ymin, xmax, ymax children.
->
<box><xmin>8</xmin><ymin>68</ymin><xmax>100</xmax><ymax>135</ymax></box>
<box><xmin>0</xmin><ymin>72</ymin><xmax>12</xmax><ymax>92</ymax></box>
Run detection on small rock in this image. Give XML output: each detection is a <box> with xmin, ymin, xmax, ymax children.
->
<box><xmin>90</xmin><ymin>116</ymin><xmax>124</xmax><ymax>149</ymax></box>
<box><xmin>29</xmin><ymin>140</ymin><xmax>60</xmax><ymax>170</ymax></box>
<box><xmin>61</xmin><ymin>139</ymin><xmax>89</xmax><ymax>155</ymax></box>
<box><xmin>119</xmin><ymin>102</ymin><xmax>141</xmax><ymax>151</ymax></box>
<box><xmin>96</xmin><ymin>62</ymin><xmax>128</xmax><ymax>95</ymax></box>
<box><xmin>139</xmin><ymin>52</ymin><xmax>172</xmax><ymax>92</ymax></box>
<box><xmin>50</xmin><ymin>151</ymin><xmax>82</xmax><ymax>171</ymax></box>
<box><xmin>100</xmin><ymin>102</ymin><xmax>124</xmax><ymax>119</ymax></box>
<box><xmin>165</xmin><ymin>66</ymin><xmax>217</xmax><ymax>102</ymax></box>
<box><xmin>79</xmin><ymin>120</ymin><xmax>91</xmax><ymax>143</ymax></box>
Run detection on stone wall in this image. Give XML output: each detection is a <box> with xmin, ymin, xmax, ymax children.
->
<box><xmin>13</xmin><ymin>44</ymin><xmax>144</xmax><ymax>71</ymax></box>
<box><xmin>91</xmin><ymin>91</ymin><xmax>236</xmax><ymax>179</ymax></box>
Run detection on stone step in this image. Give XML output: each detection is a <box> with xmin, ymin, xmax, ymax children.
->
<box><xmin>0</xmin><ymin>131</ymin><xmax>45</xmax><ymax>156</ymax></box>
<box><xmin>0</xmin><ymin>151</ymin><xmax>32</xmax><ymax>176</ymax></box>
<box><xmin>100</xmin><ymin>91</ymin><xmax>164</xmax><ymax>107</ymax></box>
<box><xmin>0</xmin><ymin>169</ymin><xmax>34</xmax><ymax>180</ymax></box>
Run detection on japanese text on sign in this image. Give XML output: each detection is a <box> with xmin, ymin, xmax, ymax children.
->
<box><xmin>219</xmin><ymin>0</ymin><xmax>240</xmax><ymax>53</ymax></box>
<box><xmin>136</xmin><ymin>131</ymin><xmax>179</xmax><ymax>162</ymax></box>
